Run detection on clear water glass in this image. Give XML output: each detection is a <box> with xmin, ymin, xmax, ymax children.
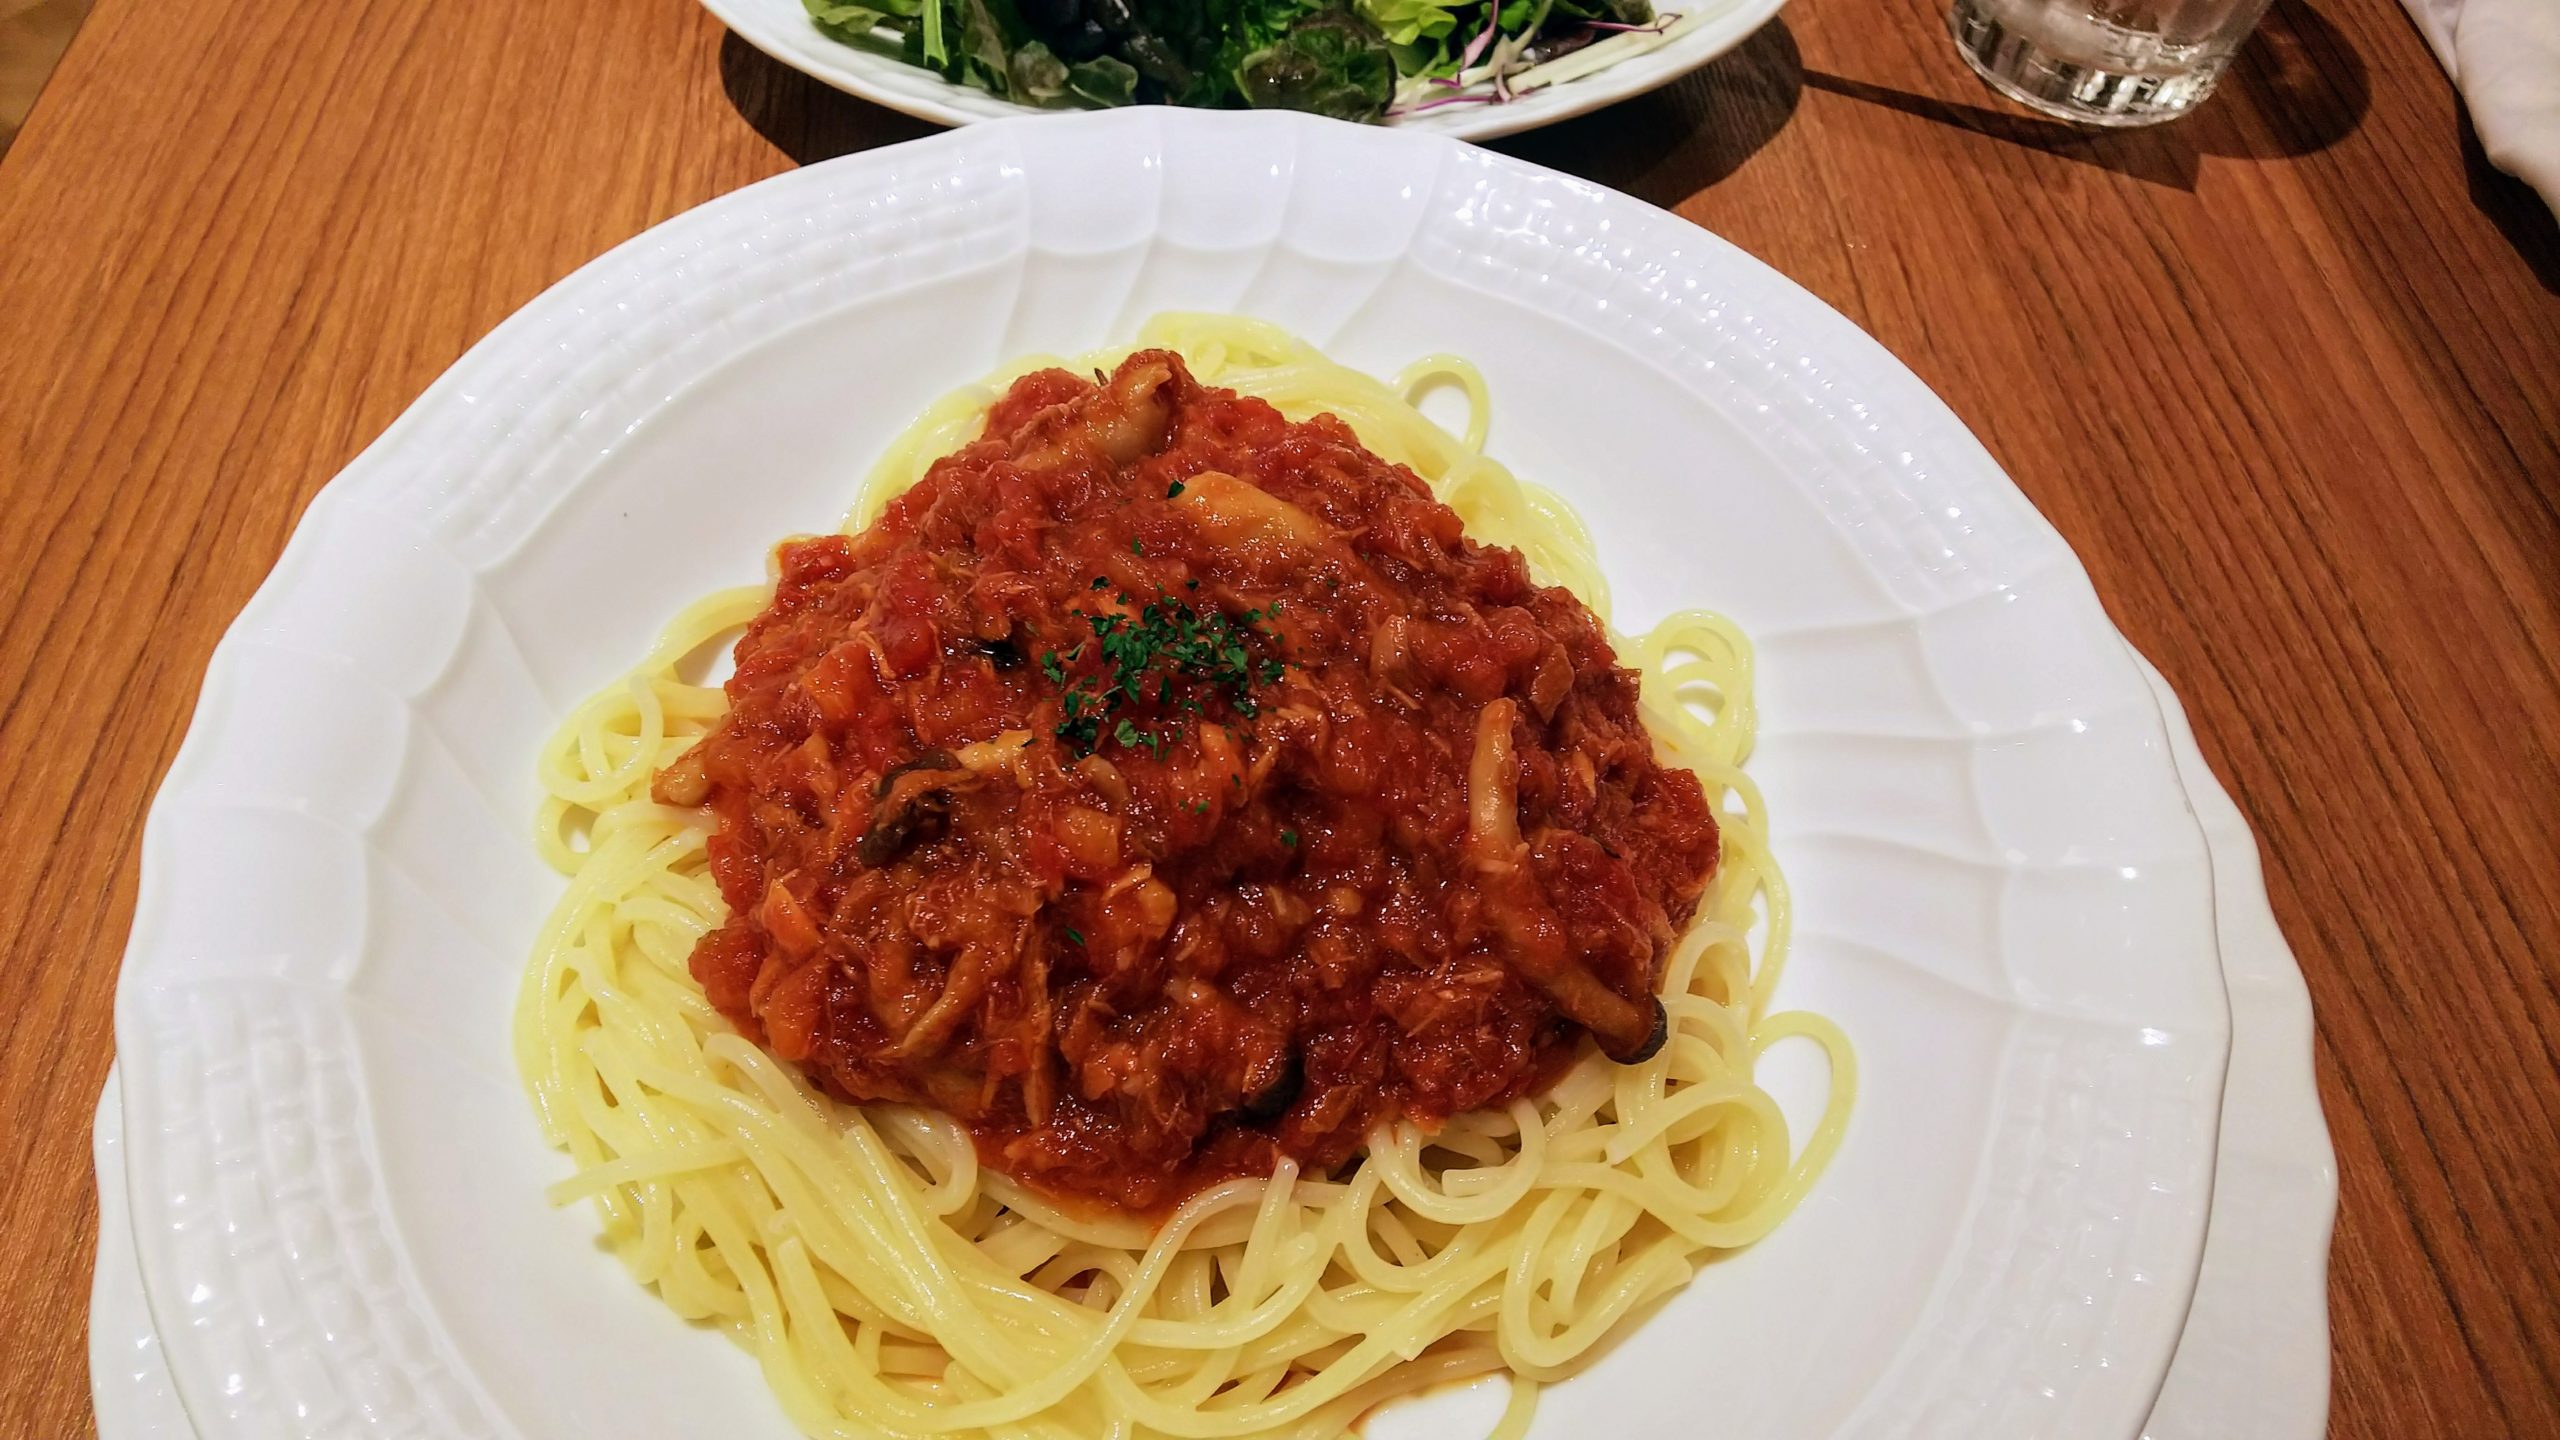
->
<box><xmin>1950</xmin><ymin>0</ymin><xmax>2276</xmax><ymax>126</ymax></box>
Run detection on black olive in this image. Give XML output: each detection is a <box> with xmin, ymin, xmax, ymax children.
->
<box><xmin>1119</xmin><ymin>32</ymin><xmax>1192</xmax><ymax>88</ymax></box>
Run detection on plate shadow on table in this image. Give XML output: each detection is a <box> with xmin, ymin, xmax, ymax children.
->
<box><xmin>2463</xmin><ymin>116</ymin><xmax>2560</xmax><ymax>296</ymax></box>
<box><xmin>1490</xmin><ymin>19</ymin><xmax>1802</xmax><ymax>206</ymax></box>
<box><xmin>721</xmin><ymin>32</ymin><xmax>943</xmax><ymax>166</ymax></box>
<box><xmin>1796</xmin><ymin>0</ymin><xmax>2368</xmax><ymax>193</ymax></box>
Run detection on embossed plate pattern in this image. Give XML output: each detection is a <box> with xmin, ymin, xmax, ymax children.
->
<box><xmin>112</xmin><ymin>109</ymin><xmax>2230</xmax><ymax>1440</ymax></box>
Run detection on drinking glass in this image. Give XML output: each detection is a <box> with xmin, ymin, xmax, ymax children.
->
<box><xmin>1949</xmin><ymin>0</ymin><xmax>2276</xmax><ymax>126</ymax></box>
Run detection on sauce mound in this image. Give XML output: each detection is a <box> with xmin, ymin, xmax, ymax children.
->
<box><xmin>669</xmin><ymin>351</ymin><xmax>1718</xmax><ymax>1212</ymax></box>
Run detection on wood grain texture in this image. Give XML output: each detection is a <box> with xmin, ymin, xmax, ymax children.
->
<box><xmin>1</xmin><ymin>0</ymin><xmax>2553</xmax><ymax>1434</ymax></box>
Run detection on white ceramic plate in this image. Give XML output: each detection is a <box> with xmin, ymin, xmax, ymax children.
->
<box><xmin>111</xmin><ymin>110</ymin><xmax>2231</xmax><ymax>1440</ymax></box>
<box><xmin>87</xmin><ymin>663</ymin><xmax>2339</xmax><ymax>1440</ymax></box>
<box><xmin>702</xmin><ymin>0</ymin><xmax>1786</xmax><ymax>140</ymax></box>
<box><xmin>2131</xmin><ymin>657</ymin><xmax>2336</xmax><ymax>1440</ymax></box>
<box><xmin>89</xmin><ymin>1074</ymin><xmax>185</xmax><ymax>1440</ymax></box>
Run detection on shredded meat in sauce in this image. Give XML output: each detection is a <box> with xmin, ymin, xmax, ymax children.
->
<box><xmin>669</xmin><ymin>351</ymin><xmax>1718</xmax><ymax>1213</ymax></box>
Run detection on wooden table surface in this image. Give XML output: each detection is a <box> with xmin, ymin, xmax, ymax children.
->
<box><xmin>3</xmin><ymin>0</ymin><xmax>2555</xmax><ymax>1434</ymax></box>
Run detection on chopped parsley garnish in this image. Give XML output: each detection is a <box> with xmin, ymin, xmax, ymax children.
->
<box><xmin>1091</xmin><ymin>575</ymin><xmax>1109</xmax><ymax>590</ymax></box>
<box><xmin>1056</xmin><ymin>686</ymin><xmax>1102</xmax><ymax>753</ymax></box>
<box><xmin>1038</xmin><ymin>642</ymin><xmax>1083</xmax><ymax>686</ymax></box>
<box><xmin>1166</xmin><ymin>480</ymin><xmax>1187</xmax><ymax>499</ymax></box>
<box><xmin>1280</xmin><ymin>828</ymin><xmax>1300</xmax><ymax>849</ymax></box>
<box><xmin>1063</xmin><ymin>926</ymin><xmax>1085</xmax><ymax>946</ymax></box>
<box><xmin>1043</xmin><ymin>589</ymin><xmax>1286</xmax><ymax>758</ymax></box>
<box><xmin>1131</xmin><ymin>538</ymin><xmax>1146</xmax><ymax>556</ymax></box>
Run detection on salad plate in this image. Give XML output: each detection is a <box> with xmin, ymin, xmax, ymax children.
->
<box><xmin>701</xmin><ymin>0</ymin><xmax>1787</xmax><ymax>138</ymax></box>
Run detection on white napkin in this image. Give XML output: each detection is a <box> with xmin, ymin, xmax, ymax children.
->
<box><xmin>2402</xmin><ymin>0</ymin><xmax>2560</xmax><ymax>215</ymax></box>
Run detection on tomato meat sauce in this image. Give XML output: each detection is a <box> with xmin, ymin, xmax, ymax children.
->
<box><xmin>667</xmin><ymin>351</ymin><xmax>1719</xmax><ymax>1214</ymax></box>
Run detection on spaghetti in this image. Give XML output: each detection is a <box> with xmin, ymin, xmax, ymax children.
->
<box><xmin>515</xmin><ymin>314</ymin><xmax>1852</xmax><ymax>1440</ymax></box>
